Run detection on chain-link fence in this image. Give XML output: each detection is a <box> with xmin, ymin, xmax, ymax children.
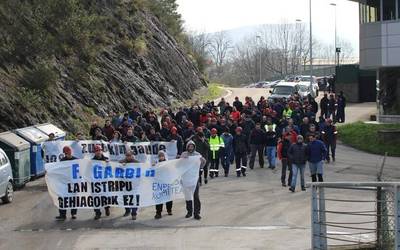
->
<box><xmin>310</xmin><ymin>182</ymin><xmax>400</xmax><ymax>250</ymax></box>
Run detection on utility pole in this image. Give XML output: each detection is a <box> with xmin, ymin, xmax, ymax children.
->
<box><xmin>330</xmin><ymin>3</ymin><xmax>338</xmax><ymax>66</ymax></box>
<box><xmin>309</xmin><ymin>0</ymin><xmax>313</xmax><ymax>88</ymax></box>
<box><xmin>256</xmin><ymin>35</ymin><xmax>262</xmax><ymax>82</ymax></box>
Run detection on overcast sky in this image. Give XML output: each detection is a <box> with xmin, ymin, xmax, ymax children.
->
<box><xmin>176</xmin><ymin>0</ymin><xmax>360</xmax><ymax>55</ymax></box>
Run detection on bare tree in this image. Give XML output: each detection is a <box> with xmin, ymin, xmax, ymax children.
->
<box><xmin>187</xmin><ymin>30</ymin><xmax>211</xmax><ymax>60</ymax></box>
<box><xmin>209</xmin><ymin>31</ymin><xmax>232</xmax><ymax>76</ymax></box>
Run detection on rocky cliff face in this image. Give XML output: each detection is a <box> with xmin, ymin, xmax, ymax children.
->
<box><xmin>0</xmin><ymin>2</ymin><xmax>206</xmax><ymax>133</ymax></box>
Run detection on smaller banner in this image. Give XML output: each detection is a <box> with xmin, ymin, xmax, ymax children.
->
<box><xmin>45</xmin><ymin>157</ymin><xmax>201</xmax><ymax>209</ymax></box>
<box><xmin>43</xmin><ymin>140</ymin><xmax>177</xmax><ymax>163</ymax></box>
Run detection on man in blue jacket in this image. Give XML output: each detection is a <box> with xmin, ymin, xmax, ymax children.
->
<box><xmin>307</xmin><ymin>133</ymin><xmax>327</xmax><ymax>182</ymax></box>
<box><xmin>221</xmin><ymin>128</ymin><xmax>234</xmax><ymax>177</ymax></box>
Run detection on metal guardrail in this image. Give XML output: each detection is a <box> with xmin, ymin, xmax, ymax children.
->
<box><xmin>309</xmin><ymin>182</ymin><xmax>400</xmax><ymax>250</ymax></box>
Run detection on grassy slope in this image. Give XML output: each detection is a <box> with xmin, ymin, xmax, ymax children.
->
<box><xmin>338</xmin><ymin>122</ymin><xmax>400</xmax><ymax>157</ymax></box>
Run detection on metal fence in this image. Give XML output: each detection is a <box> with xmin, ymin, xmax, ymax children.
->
<box><xmin>310</xmin><ymin>182</ymin><xmax>400</xmax><ymax>250</ymax></box>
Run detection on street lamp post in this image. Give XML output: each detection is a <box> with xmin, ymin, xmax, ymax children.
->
<box><xmin>296</xmin><ymin>19</ymin><xmax>302</xmax><ymax>74</ymax></box>
<box><xmin>309</xmin><ymin>0</ymin><xmax>313</xmax><ymax>88</ymax></box>
<box><xmin>330</xmin><ymin>3</ymin><xmax>338</xmax><ymax>66</ymax></box>
<box><xmin>256</xmin><ymin>35</ymin><xmax>262</xmax><ymax>82</ymax></box>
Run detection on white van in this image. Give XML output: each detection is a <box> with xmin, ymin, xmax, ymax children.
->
<box><xmin>0</xmin><ymin>148</ymin><xmax>13</xmax><ymax>203</ymax></box>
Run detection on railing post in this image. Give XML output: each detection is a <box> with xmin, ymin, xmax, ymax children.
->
<box><xmin>377</xmin><ymin>186</ymin><xmax>382</xmax><ymax>249</ymax></box>
<box><xmin>319</xmin><ymin>186</ymin><xmax>327</xmax><ymax>249</ymax></box>
<box><xmin>312</xmin><ymin>185</ymin><xmax>320</xmax><ymax>249</ymax></box>
<box><xmin>395</xmin><ymin>185</ymin><xmax>400</xmax><ymax>250</ymax></box>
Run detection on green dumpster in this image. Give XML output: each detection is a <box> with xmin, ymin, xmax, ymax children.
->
<box><xmin>0</xmin><ymin>132</ymin><xmax>31</xmax><ymax>187</ymax></box>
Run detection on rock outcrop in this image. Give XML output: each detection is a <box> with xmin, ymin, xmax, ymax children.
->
<box><xmin>0</xmin><ymin>2</ymin><xmax>206</xmax><ymax>133</ymax></box>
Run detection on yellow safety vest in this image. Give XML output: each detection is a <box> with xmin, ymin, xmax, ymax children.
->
<box><xmin>209</xmin><ymin>136</ymin><xmax>224</xmax><ymax>159</ymax></box>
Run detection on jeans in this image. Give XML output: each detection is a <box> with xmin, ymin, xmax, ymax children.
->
<box><xmin>291</xmin><ymin>164</ymin><xmax>305</xmax><ymax>190</ymax></box>
<box><xmin>281</xmin><ymin>158</ymin><xmax>292</xmax><ymax>185</ymax></box>
<box><xmin>325</xmin><ymin>142</ymin><xmax>336</xmax><ymax>161</ymax></box>
<box><xmin>249</xmin><ymin>144</ymin><xmax>264</xmax><ymax>169</ymax></box>
<box><xmin>309</xmin><ymin>161</ymin><xmax>324</xmax><ymax>175</ymax></box>
<box><xmin>266</xmin><ymin>146</ymin><xmax>276</xmax><ymax>168</ymax></box>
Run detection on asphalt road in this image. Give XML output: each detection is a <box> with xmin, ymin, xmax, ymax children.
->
<box><xmin>0</xmin><ymin>88</ymin><xmax>392</xmax><ymax>250</ymax></box>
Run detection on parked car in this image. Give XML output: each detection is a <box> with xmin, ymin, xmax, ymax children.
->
<box><xmin>268</xmin><ymin>82</ymin><xmax>300</xmax><ymax>102</ymax></box>
<box><xmin>297</xmin><ymin>83</ymin><xmax>315</xmax><ymax>98</ymax></box>
<box><xmin>0</xmin><ymin>148</ymin><xmax>13</xmax><ymax>203</ymax></box>
<box><xmin>296</xmin><ymin>75</ymin><xmax>319</xmax><ymax>97</ymax></box>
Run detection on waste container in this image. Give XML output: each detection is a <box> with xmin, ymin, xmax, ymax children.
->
<box><xmin>15</xmin><ymin>127</ymin><xmax>49</xmax><ymax>178</ymax></box>
<box><xmin>35</xmin><ymin>123</ymin><xmax>66</xmax><ymax>141</ymax></box>
<box><xmin>0</xmin><ymin>132</ymin><xmax>31</xmax><ymax>187</ymax></box>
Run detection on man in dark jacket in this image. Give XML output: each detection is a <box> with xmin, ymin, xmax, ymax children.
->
<box><xmin>307</xmin><ymin>133</ymin><xmax>327</xmax><ymax>182</ymax></box>
<box><xmin>102</xmin><ymin>120</ymin><xmax>115</xmax><ymax>141</ymax></box>
<box><xmin>122</xmin><ymin>129</ymin><xmax>139</xmax><ymax>143</ymax></box>
<box><xmin>321</xmin><ymin>119</ymin><xmax>337</xmax><ymax>163</ymax></box>
<box><xmin>192</xmin><ymin>131</ymin><xmax>210</xmax><ymax>185</ymax></box>
<box><xmin>320</xmin><ymin>94</ymin><xmax>329</xmax><ymax>119</ymax></box>
<box><xmin>288</xmin><ymin>135</ymin><xmax>308</xmax><ymax>192</ymax></box>
<box><xmin>55</xmin><ymin>146</ymin><xmax>78</xmax><ymax>221</ymax></box>
<box><xmin>336</xmin><ymin>91</ymin><xmax>346</xmax><ymax>123</ymax></box>
<box><xmin>233</xmin><ymin>96</ymin><xmax>243</xmax><ymax>112</ymax></box>
<box><xmin>265</xmin><ymin>124</ymin><xmax>278</xmax><ymax>169</ymax></box>
<box><xmin>92</xmin><ymin>145</ymin><xmax>111</xmax><ymax>220</ymax></box>
<box><xmin>327</xmin><ymin>94</ymin><xmax>337</xmax><ymax>122</ymax></box>
<box><xmin>169</xmin><ymin>127</ymin><xmax>183</xmax><ymax>158</ymax></box>
<box><xmin>249</xmin><ymin>123</ymin><xmax>266</xmax><ymax>169</ymax></box>
<box><xmin>93</xmin><ymin>128</ymin><xmax>108</xmax><ymax>141</ymax></box>
<box><xmin>277</xmin><ymin>133</ymin><xmax>292</xmax><ymax>187</ymax></box>
<box><xmin>233</xmin><ymin>127</ymin><xmax>248</xmax><ymax>177</ymax></box>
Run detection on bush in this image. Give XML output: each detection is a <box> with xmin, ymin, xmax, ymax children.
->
<box><xmin>133</xmin><ymin>37</ymin><xmax>148</xmax><ymax>56</ymax></box>
<box><xmin>21</xmin><ymin>64</ymin><xmax>58</xmax><ymax>90</ymax></box>
<box><xmin>338</xmin><ymin>122</ymin><xmax>400</xmax><ymax>156</ymax></box>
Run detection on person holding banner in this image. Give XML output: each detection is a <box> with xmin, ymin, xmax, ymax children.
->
<box><xmin>92</xmin><ymin>145</ymin><xmax>111</xmax><ymax>220</ymax></box>
<box><xmin>154</xmin><ymin>151</ymin><xmax>173</xmax><ymax>219</ymax></box>
<box><xmin>55</xmin><ymin>146</ymin><xmax>78</xmax><ymax>221</ymax></box>
<box><xmin>191</xmin><ymin>130</ymin><xmax>210</xmax><ymax>185</ymax></box>
<box><xmin>181</xmin><ymin>141</ymin><xmax>206</xmax><ymax>220</ymax></box>
<box><xmin>119</xmin><ymin>150</ymin><xmax>140</xmax><ymax>220</ymax></box>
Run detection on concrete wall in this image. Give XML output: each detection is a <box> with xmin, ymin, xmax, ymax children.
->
<box><xmin>360</xmin><ymin>22</ymin><xmax>400</xmax><ymax>69</ymax></box>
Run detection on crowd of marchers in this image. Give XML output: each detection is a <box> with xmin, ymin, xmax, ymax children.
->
<box><xmin>53</xmin><ymin>88</ymin><xmax>346</xmax><ymax>222</ymax></box>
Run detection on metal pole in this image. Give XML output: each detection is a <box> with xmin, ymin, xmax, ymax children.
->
<box><xmin>395</xmin><ymin>185</ymin><xmax>400</xmax><ymax>250</ymax></box>
<box><xmin>309</xmin><ymin>0</ymin><xmax>313</xmax><ymax>89</ymax></box>
<box><xmin>311</xmin><ymin>185</ymin><xmax>320</xmax><ymax>249</ymax></box>
<box><xmin>332</xmin><ymin>3</ymin><xmax>337</xmax><ymax>66</ymax></box>
<box><xmin>260</xmin><ymin>46</ymin><xmax>262</xmax><ymax>82</ymax></box>
<box><xmin>318</xmin><ymin>187</ymin><xmax>327</xmax><ymax>249</ymax></box>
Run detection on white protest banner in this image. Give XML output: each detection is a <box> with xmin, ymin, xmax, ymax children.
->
<box><xmin>45</xmin><ymin>157</ymin><xmax>200</xmax><ymax>209</ymax></box>
<box><xmin>43</xmin><ymin>140</ymin><xmax>177</xmax><ymax>163</ymax></box>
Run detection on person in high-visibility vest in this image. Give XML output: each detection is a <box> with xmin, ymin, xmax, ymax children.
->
<box><xmin>208</xmin><ymin>128</ymin><xmax>224</xmax><ymax>178</ymax></box>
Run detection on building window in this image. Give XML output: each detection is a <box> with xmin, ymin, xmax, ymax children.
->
<box><xmin>383</xmin><ymin>0</ymin><xmax>396</xmax><ymax>20</ymax></box>
<box><xmin>398</xmin><ymin>0</ymin><xmax>400</xmax><ymax>19</ymax></box>
<box><xmin>361</xmin><ymin>0</ymin><xmax>381</xmax><ymax>23</ymax></box>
